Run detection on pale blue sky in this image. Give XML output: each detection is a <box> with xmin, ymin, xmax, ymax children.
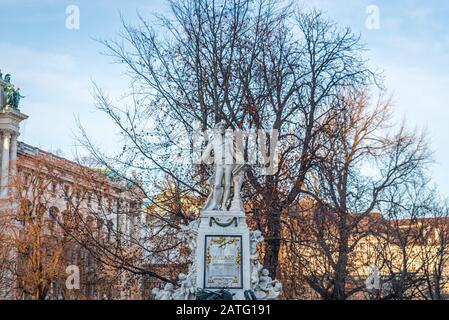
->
<box><xmin>0</xmin><ymin>0</ymin><xmax>448</xmax><ymax>195</ymax></box>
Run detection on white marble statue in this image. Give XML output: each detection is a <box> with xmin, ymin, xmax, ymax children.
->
<box><xmin>253</xmin><ymin>268</ymin><xmax>282</xmax><ymax>300</ymax></box>
<box><xmin>249</xmin><ymin>230</ymin><xmax>283</xmax><ymax>300</ymax></box>
<box><xmin>266</xmin><ymin>281</ymin><xmax>282</xmax><ymax>300</ymax></box>
<box><xmin>152</xmin><ymin>283</ymin><xmax>174</xmax><ymax>300</ymax></box>
<box><xmin>230</xmin><ymin>163</ymin><xmax>247</xmax><ymax>211</ymax></box>
<box><xmin>250</xmin><ymin>260</ymin><xmax>263</xmax><ymax>289</ymax></box>
<box><xmin>202</xmin><ymin>122</ymin><xmax>246</xmax><ymax>211</ymax></box>
<box><xmin>249</xmin><ymin>230</ymin><xmax>264</xmax><ymax>288</ymax></box>
<box><xmin>258</xmin><ymin>269</ymin><xmax>272</xmax><ymax>290</ymax></box>
<box><xmin>152</xmin><ymin>126</ymin><xmax>284</xmax><ymax>300</ymax></box>
<box><xmin>151</xmin><ymin>287</ymin><xmax>163</xmax><ymax>300</ymax></box>
<box><xmin>249</xmin><ymin>230</ymin><xmax>264</xmax><ymax>256</ymax></box>
<box><xmin>153</xmin><ymin>220</ymin><xmax>199</xmax><ymax>301</ymax></box>
<box><xmin>173</xmin><ymin>273</ymin><xmax>196</xmax><ymax>300</ymax></box>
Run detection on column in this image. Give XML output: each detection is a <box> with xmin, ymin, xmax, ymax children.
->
<box><xmin>9</xmin><ymin>133</ymin><xmax>17</xmax><ymax>173</ymax></box>
<box><xmin>8</xmin><ymin>134</ymin><xmax>18</xmax><ymax>200</ymax></box>
<box><xmin>0</xmin><ymin>82</ymin><xmax>4</xmax><ymax>108</ymax></box>
<box><xmin>1</xmin><ymin>131</ymin><xmax>11</xmax><ymax>198</ymax></box>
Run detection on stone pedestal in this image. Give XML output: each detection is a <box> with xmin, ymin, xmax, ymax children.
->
<box><xmin>151</xmin><ymin>210</ymin><xmax>282</xmax><ymax>301</ymax></box>
<box><xmin>195</xmin><ymin>210</ymin><xmax>251</xmax><ymax>300</ymax></box>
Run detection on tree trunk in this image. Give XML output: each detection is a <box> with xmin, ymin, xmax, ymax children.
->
<box><xmin>332</xmin><ymin>231</ymin><xmax>349</xmax><ymax>300</ymax></box>
<box><xmin>263</xmin><ymin>210</ymin><xmax>282</xmax><ymax>279</ymax></box>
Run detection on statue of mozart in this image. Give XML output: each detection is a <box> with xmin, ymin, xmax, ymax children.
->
<box><xmin>201</xmin><ymin>121</ymin><xmax>246</xmax><ymax>211</ymax></box>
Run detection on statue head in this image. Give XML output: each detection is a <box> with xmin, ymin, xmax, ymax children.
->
<box><xmin>261</xmin><ymin>269</ymin><xmax>270</xmax><ymax>277</ymax></box>
<box><xmin>214</xmin><ymin>121</ymin><xmax>227</xmax><ymax>135</ymax></box>
<box><xmin>4</xmin><ymin>74</ymin><xmax>11</xmax><ymax>83</ymax></box>
<box><xmin>178</xmin><ymin>273</ymin><xmax>187</xmax><ymax>281</ymax></box>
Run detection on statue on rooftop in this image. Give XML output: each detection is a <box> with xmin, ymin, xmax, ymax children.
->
<box><xmin>1</xmin><ymin>73</ymin><xmax>24</xmax><ymax>110</ymax></box>
<box><xmin>4</xmin><ymin>84</ymin><xmax>14</xmax><ymax>108</ymax></box>
<box><xmin>12</xmin><ymin>88</ymin><xmax>24</xmax><ymax>109</ymax></box>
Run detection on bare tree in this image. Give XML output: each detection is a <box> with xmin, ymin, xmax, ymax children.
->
<box><xmin>419</xmin><ymin>200</ymin><xmax>449</xmax><ymax>300</ymax></box>
<box><xmin>2</xmin><ymin>155</ymin><xmax>74</xmax><ymax>300</ymax></box>
<box><xmin>281</xmin><ymin>90</ymin><xmax>430</xmax><ymax>299</ymax></box>
<box><xmin>373</xmin><ymin>176</ymin><xmax>434</xmax><ymax>300</ymax></box>
<box><xmin>78</xmin><ymin>0</ymin><xmax>377</xmax><ymax>284</ymax></box>
<box><xmin>0</xmin><ymin>150</ymin><xmax>153</xmax><ymax>300</ymax></box>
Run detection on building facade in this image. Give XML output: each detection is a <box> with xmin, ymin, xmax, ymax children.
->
<box><xmin>0</xmin><ymin>74</ymin><xmax>144</xmax><ymax>300</ymax></box>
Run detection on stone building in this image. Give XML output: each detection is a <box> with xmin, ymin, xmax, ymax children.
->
<box><xmin>0</xmin><ymin>74</ymin><xmax>144</xmax><ymax>300</ymax></box>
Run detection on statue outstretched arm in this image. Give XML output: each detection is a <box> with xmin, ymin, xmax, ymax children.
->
<box><xmin>201</xmin><ymin>141</ymin><xmax>214</xmax><ymax>164</ymax></box>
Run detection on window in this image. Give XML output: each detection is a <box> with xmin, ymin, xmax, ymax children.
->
<box><xmin>97</xmin><ymin>194</ymin><xmax>103</xmax><ymax>211</ymax></box>
<box><xmin>51</xmin><ymin>182</ymin><xmax>57</xmax><ymax>195</ymax></box>
<box><xmin>23</xmin><ymin>172</ymin><xmax>31</xmax><ymax>186</ymax></box>
<box><xmin>106</xmin><ymin>219</ymin><xmax>114</xmax><ymax>242</ymax></box>
<box><xmin>87</xmin><ymin>193</ymin><xmax>92</xmax><ymax>209</ymax></box>
<box><xmin>63</xmin><ymin>184</ymin><xmax>71</xmax><ymax>198</ymax></box>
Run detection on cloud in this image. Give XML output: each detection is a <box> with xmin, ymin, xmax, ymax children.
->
<box><xmin>1</xmin><ymin>1</ymin><xmax>448</xmax><ymax>197</ymax></box>
<box><xmin>0</xmin><ymin>43</ymin><xmax>91</xmax><ymax>104</ymax></box>
<box><xmin>0</xmin><ymin>43</ymin><xmax>124</xmax><ymax>158</ymax></box>
<box><xmin>371</xmin><ymin>61</ymin><xmax>449</xmax><ymax>196</ymax></box>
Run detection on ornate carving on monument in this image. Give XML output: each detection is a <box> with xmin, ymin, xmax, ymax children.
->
<box><xmin>253</xmin><ymin>269</ymin><xmax>282</xmax><ymax>300</ymax></box>
<box><xmin>151</xmin><ymin>283</ymin><xmax>175</xmax><ymax>300</ymax></box>
<box><xmin>209</xmin><ymin>216</ymin><xmax>238</xmax><ymax>227</ymax></box>
<box><xmin>204</xmin><ymin>235</ymin><xmax>243</xmax><ymax>289</ymax></box>
<box><xmin>249</xmin><ymin>230</ymin><xmax>282</xmax><ymax>300</ymax></box>
<box><xmin>152</xmin><ymin>220</ymin><xmax>199</xmax><ymax>300</ymax></box>
<box><xmin>249</xmin><ymin>230</ymin><xmax>264</xmax><ymax>289</ymax></box>
<box><xmin>179</xmin><ymin>220</ymin><xmax>199</xmax><ymax>259</ymax></box>
<box><xmin>172</xmin><ymin>273</ymin><xmax>196</xmax><ymax>300</ymax></box>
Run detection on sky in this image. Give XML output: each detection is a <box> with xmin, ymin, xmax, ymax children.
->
<box><xmin>0</xmin><ymin>0</ymin><xmax>448</xmax><ymax>195</ymax></box>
